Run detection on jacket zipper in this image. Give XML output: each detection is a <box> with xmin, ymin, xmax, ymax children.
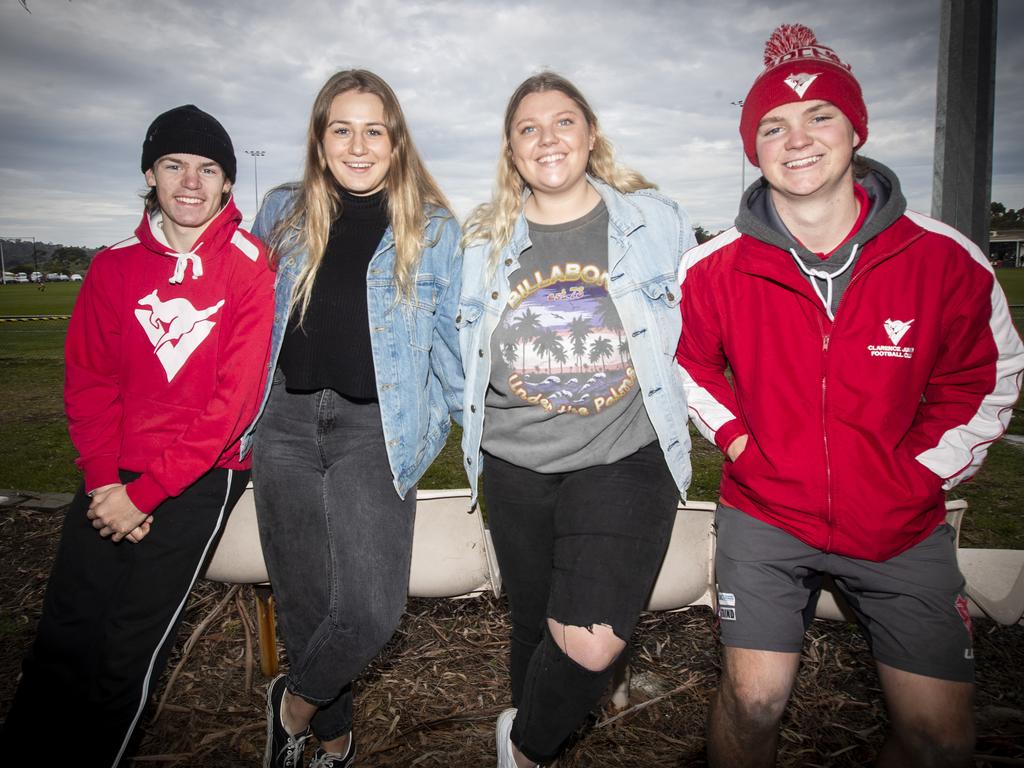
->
<box><xmin>820</xmin><ymin>326</ymin><xmax>833</xmax><ymax>551</ymax></box>
<box><xmin>817</xmin><ymin>259</ymin><xmax>867</xmax><ymax>552</ymax></box>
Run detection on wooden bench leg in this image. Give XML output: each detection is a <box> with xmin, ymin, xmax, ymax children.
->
<box><xmin>255</xmin><ymin>585</ymin><xmax>279</xmax><ymax>678</ymax></box>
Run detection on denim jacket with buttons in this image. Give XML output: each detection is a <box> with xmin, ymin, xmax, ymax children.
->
<box><xmin>240</xmin><ymin>185</ymin><xmax>464</xmax><ymax>499</ymax></box>
<box><xmin>458</xmin><ymin>178</ymin><xmax>694</xmax><ymax>502</ymax></box>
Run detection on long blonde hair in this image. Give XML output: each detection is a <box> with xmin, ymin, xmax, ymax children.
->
<box><xmin>269</xmin><ymin>69</ymin><xmax>451</xmax><ymax>319</ymax></box>
<box><xmin>462</xmin><ymin>71</ymin><xmax>655</xmax><ymax>266</ymax></box>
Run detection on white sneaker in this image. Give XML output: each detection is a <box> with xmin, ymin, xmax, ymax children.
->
<box><xmin>496</xmin><ymin>708</ymin><xmax>518</xmax><ymax>768</ymax></box>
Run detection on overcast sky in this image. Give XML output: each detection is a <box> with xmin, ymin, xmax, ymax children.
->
<box><xmin>1</xmin><ymin>0</ymin><xmax>1021</xmax><ymax>248</ymax></box>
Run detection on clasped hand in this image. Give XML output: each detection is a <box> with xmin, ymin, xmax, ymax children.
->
<box><xmin>86</xmin><ymin>484</ymin><xmax>153</xmax><ymax>543</ymax></box>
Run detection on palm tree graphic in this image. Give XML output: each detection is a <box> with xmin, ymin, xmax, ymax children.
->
<box><xmin>512</xmin><ymin>308</ymin><xmax>542</xmax><ymax>375</ymax></box>
<box><xmin>595</xmin><ymin>295</ymin><xmax>626</xmax><ymax>368</ymax></box>
<box><xmin>568</xmin><ymin>315</ymin><xmax>593</xmax><ymax>371</ymax></box>
<box><xmin>532</xmin><ymin>328</ymin><xmax>565</xmax><ymax>373</ymax></box>
<box><xmin>551</xmin><ymin>343</ymin><xmax>568</xmax><ymax>375</ymax></box>
<box><xmin>589</xmin><ymin>336</ymin><xmax>614</xmax><ymax>371</ymax></box>
<box><xmin>501</xmin><ymin>342</ymin><xmax>518</xmax><ymax>370</ymax></box>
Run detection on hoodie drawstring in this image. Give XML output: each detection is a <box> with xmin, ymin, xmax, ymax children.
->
<box><xmin>789</xmin><ymin>243</ymin><xmax>859</xmax><ymax>322</ymax></box>
<box><xmin>169</xmin><ymin>242</ymin><xmax>205</xmax><ymax>284</ymax></box>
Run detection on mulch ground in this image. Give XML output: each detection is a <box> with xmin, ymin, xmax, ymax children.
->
<box><xmin>2</xmin><ymin>505</ymin><xmax>1022</xmax><ymax>767</ymax></box>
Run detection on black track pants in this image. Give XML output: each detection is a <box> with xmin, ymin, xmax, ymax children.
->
<box><xmin>1</xmin><ymin>468</ymin><xmax>248</xmax><ymax>767</ymax></box>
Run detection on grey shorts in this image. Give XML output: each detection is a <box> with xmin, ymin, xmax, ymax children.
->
<box><xmin>714</xmin><ymin>505</ymin><xmax>975</xmax><ymax>683</ymax></box>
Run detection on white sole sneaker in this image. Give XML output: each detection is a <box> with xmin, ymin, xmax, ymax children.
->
<box><xmin>496</xmin><ymin>708</ymin><xmax>518</xmax><ymax>768</ymax></box>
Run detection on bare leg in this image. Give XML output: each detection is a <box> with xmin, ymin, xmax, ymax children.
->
<box><xmin>707</xmin><ymin>646</ymin><xmax>801</xmax><ymax>768</ymax></box>
<box><xmin>547</xmin><ymin>618</ymin><xmax>626</xmax><ymax>673</ymax></box>
<box><xmin>875</xmin><ymin>662</ymin><xmax>974</xmax><ymax>768</ymax></box>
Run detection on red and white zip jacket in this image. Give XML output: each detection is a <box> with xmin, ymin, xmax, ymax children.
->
<box><xmin>65</xmin><ymin>198</ymin><xmax>275</xmax><ymax>514</ymax></box>
<box><xmin>676</xmin><ymin>176</ymin><xmax>1024</xmax><ymax>562</ymax></box>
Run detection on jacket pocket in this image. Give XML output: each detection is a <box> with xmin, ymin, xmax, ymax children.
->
<box><xmin>639</xmin><ymin>277</ymin><xmax>681</xmax><ymax>308</ymax></box>
<box><xmin>633</xmin><ymin>277</ymin><xmax>683</xmax><ymax>356</ymax></box>
<box><xmin>406</xmin><ymin>275</ymin><xmax>441</xmax><ymax>351</ymax></box>
<box><xmin>455</xmin><ymin>302</ymin><xmax>483</xmax><ymax>330</ymax></box>
<box><xmin>898</xmin><ymin>447</ymin><xmax>943</xmax><ymax>496</ymax></box>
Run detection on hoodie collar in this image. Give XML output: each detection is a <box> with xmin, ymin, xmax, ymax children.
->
<box><xmin>735</xmin><ymin>157</ymin><xmax>906</xmax><ymax>264</ymax></box>
<box><xmin>135</xmin><ymin>197</ymin><xmax>242</xmax><ymax>284</ymax></box>
<box><xmin>730</xmin><ymin>159</ymin><xmax>920</xmax><ymax>317</ymax></box>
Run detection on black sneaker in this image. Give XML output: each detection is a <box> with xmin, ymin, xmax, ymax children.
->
<box><xmin>265</xmin><ymin>674</ymin><xmax>312</xmax><ymax>768</ymax></box>
<box><xmin>308</xmin><ymin>735</ymin><xmax>356</xmax><ymax>768</ymax></box>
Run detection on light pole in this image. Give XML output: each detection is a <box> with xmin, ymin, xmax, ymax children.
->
<box><xmin>730</xmin><ymin>100</ymin><xmax>746</xmax><ymax>196</ymax></box>
<box><xmin>244</xmin><ymin>150</ymin><xmax>266</xmax><ymax>213</ymax></box>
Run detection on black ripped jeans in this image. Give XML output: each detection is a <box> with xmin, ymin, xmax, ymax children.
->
<box><xmin>483</xmin><ymin>441</ymin><xmax>679</xmax><ymax>763</ymax></box>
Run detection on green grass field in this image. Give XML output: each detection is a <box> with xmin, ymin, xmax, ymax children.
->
<box><xmin>998</xmin><ymin>266</ymin><xmax>1024</xmax><ymax>304</ymax></box>
<box><xmin>0</xmin><ymin>282</ymin><xmax>81</xmax><ymax>316</ymax></box>
<box><xmin>1</xmin><ymin>273</ymin><xmax>1021</xmax><ymax>547</ymax></box>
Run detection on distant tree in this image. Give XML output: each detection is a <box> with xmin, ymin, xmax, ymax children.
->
<box><xmin>49</xmin><ymin>247</ymin><xmax>88</xmax><ymax>275</ymax></box>
<box><xmin>693</xmin><ymin>224</ymin><xmax>713</xmax><ymax>244</ymax></box>
<box><xmin>990</xmin><ymin>202</ymin><xmax>1024</xmax><ymax>231</ymax></box>
<box><xmin>30</xmin><ymin>247</ymin><xmax>48</xmax><ymax>274</ymax></box>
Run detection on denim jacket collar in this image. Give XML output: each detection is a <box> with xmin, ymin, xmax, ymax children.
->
<box><xmin>590</xmin><ymin>176</ymin><xmax>645</xmax><ymax>239</ymax></box>
<box><xmin>513</xmin><ymin>176</ymin><xmax>645</xmax><ymax>265</ymax></box>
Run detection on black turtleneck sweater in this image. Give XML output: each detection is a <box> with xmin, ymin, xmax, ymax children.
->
<box><xmin>278</xmin><ymin>188</ymin><xmax>388</xmax><ymax>400</ymax></box>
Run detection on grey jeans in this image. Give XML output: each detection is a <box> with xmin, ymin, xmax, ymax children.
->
<box><xmin>253</xmin><ymin>373</ymin><xmax>416</xmax><ymax>740</ymax></box>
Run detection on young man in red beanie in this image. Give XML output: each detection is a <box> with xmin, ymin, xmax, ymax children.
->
<box><xmin>1</xmin><ymin>105</ymin><xmax>275</xmax><ymax>766</ymax></box>
<box><xmin>676</xmin><ymin>24</ymin><xmax>1024</xmax><ymax>768</ymax></box>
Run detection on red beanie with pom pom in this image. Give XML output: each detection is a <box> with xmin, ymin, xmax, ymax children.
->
<box><xmin>740</xmin><ymin>24</ymin><xmax>867</xmax><ymax>167</ymax></box>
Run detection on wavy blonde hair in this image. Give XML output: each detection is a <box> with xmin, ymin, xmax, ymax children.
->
<box><xmin>462</xmin><ymin>71</ymin><xmax>655</xmax><ymax>266</ymax></box>
<box><xmin>269</xmin><ymin>69</ymin><xmax>451</xmax><ymax>320</ymax></box>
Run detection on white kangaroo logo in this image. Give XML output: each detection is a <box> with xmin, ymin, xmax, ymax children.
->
<box><xmin>783</xmin><ymin>72</ymin><xmax>819</xmax><ymax>99</ymax></box>
<box><xmin>883</xmin><ymin>318</ymin><xmax>914</xmax><ymax>346</ymax></box>
<box><xmin>138</xmin><ymin>289</ymin><xmax>225</xmax><ymax>352</ymax></box>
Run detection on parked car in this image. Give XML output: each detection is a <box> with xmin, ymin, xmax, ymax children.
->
<box><xmin>70</xmin><ymin>273</ymin><xmax>83</xmax><ymax>281</ymax></box>
<box><xmin>15</xmin><ymin>274</ymin><xmax>29</xmax><ymax>283</ymax></box>
<box><xmin>30</xmin><ymin>272</ymin><xmax>43</xmax><ymax>283</ymax></box>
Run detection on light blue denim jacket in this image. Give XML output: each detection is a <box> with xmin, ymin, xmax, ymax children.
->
<box><xmin>240</xmin><ymin>185</ymin><xmax>464</xmax><ymax>499</ymax></box>
<box><xmin>458</xmin><ymin>178</ymin><xmax>694</xmax><ymax>502</ymax></box>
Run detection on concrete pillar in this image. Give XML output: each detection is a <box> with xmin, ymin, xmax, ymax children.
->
<box><xmin>931</xmin><ymin>0</ymin><xmax>998</xmax><ymax>256</ymax></box>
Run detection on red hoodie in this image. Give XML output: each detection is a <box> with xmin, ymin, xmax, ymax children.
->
<box><xmin>64</xmin><ymin>198</ymin><xmax>275</xmax><ymax>514</ymax></box>
<box><xmin>676</xmin><ymin>164</ymin><xmax>1024</xmax><ymax>561</ymax></box>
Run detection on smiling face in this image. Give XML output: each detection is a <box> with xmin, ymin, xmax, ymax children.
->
<box><xmin>144</xmin><ymin>153</ymin><xmax>231</xmax><ymax>250</ymax></box>
<box><xmin>754</xmin><ymin>99</ymin><xmax>859</xmax><ymax>202</ymax></box>
<box><xmin>322</xmin><ymin>89</ymin><xmax>392</xmax><ymax>195</ymax></box>
<box><xmin>508</xmin><ymin>89</ymin><xmax>595</xmax><ymax>200</ymax></box>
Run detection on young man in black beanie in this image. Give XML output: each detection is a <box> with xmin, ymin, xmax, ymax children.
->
<box><xmin>0</xmin><ymin>105</ymin><xmax>274</xmax><ymax>766</ymax></box>
<box><xmin>676</xmin><ymin>24</ymin><xmax>1024</xmax><ymax>768</ymax></box>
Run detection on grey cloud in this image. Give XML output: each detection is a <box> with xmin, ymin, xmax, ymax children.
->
<box><xmin>0</xmin><ymin>0</ymin><xmax>1019</xmax><ymax>246</ymax></box>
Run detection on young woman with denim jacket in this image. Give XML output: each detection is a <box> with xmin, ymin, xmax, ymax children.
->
<box><xmin>459</xmin><ymin>72</ymin><xmax>694</xmax><ymax>767</ymax></box>
<box><xmin>240</xmin><ymin>70</ymin><xmax>462</xmax><ymax>768</ymax></box>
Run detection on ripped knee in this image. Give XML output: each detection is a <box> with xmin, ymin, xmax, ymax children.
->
<box><xmin>547</xmin><ymin>618</ymin><xmax>626</xmax><ymax>672</ymax></box>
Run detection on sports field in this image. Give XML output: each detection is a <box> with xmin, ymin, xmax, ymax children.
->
<box><xmin>1</xmin><ymin>274</ymin><xmax>1022</xmax><ymax>548</ymax></box>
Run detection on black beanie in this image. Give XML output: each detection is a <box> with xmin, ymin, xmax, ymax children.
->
<box><xmin>141</xmin><ymin>105</ymin><xmax>237</xmax><ymax>182</ymax></box>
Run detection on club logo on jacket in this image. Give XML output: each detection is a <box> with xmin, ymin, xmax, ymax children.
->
<box><xmin>867</xmin><ymin>318</ymin><xmax>915</xmax><ymax>359</ymax></box>
<box><xmin>783</xmin><ymin>72</ymin><xmax>819</xmax><ymax>98</ymax></box>
<box><xmin>134</xmin><ymin>289</ymin><xmax>225</xmax><ymax>382</ymax></box>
